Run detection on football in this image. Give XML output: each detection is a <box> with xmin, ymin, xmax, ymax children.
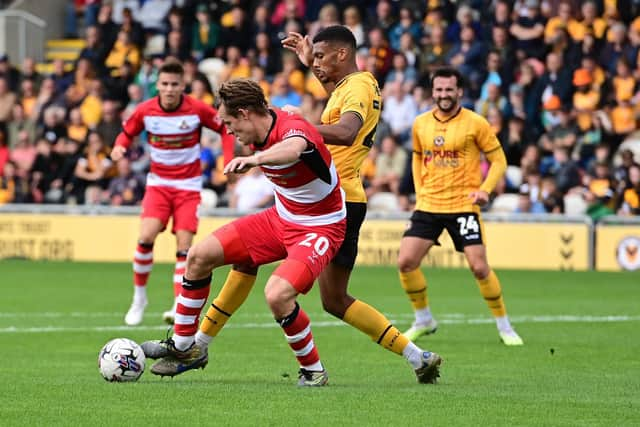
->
<box><xmin>98</xmin><ymin>338</ymin><xmax>146</xmax><ymax>382</ymax></box>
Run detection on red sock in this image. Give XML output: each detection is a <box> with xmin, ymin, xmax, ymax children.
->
<box><xmin>133</xmin><ymin>242</ymin><xmax>153</xmax><ymax>286</ymax></box>
<box><xmin>174</xmin><ymin>275</ymin><xmax>211</xmax><ymax>338</ymax></box>
<box><xmin>279</xmin><ymin>304</ymin><xmax>321</xmax><ymax>369</ymax></box>
<box><xmin>173</xmin><ymin>250</ymin><xmax>187</xmax><ymax>297</ymax></box>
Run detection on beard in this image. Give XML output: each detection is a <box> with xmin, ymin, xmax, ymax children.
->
<box><xmin>436</xmin><ymin>97</ymin><xmax>458</xmax><ymax>113</ymax></box>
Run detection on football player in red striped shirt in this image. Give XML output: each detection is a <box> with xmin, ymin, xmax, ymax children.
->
<box><xmin>111</xmin><ymin>60</ymin><xmax>234</xmax><ymax>326</ymax></box>
<box><xmin>141</xmin><ymin>78</ymin><xmax>347</xmax><ymax>386</ymax></box>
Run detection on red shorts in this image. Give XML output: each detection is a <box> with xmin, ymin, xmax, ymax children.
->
<box><xmin>213</xmin><ymin>206</ymin><xmax>346</xmax><ymax>294</ymax></box>
<box><xmin>141</xmin><ymin>186</ymin><xmax>200</xmax><ymax>234</ymax></box>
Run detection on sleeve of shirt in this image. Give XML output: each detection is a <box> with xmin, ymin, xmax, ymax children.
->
<box><xmin>476</xmin><ymin>115</ymin><xmax>502</xmax><ymax>153</ymax></box>
<box><xmin>340</xmin><ymin>79</ymin><xmax>371</xmax><ymax>123</ymax></box>
<box><xmin>114</xmin><ymin>105</ymin><xmax>145</xmax><ymax>149</ymax></box>
<box><xmin>411</xmin><ymin>120</ymin><xmax>423</xmax><ymax>194</ymax></box>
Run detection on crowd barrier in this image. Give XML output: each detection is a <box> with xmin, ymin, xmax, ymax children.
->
<box><xmin>0</xmin><ymin>205</ymin><xmax>638</xmax><ymax>271</ymax></box>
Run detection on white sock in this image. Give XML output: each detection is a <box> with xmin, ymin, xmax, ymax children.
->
<box><xmin>415</xmin><ymin>307</ymin><xmax>433</xmax><ymax>324</ymax></box>
<box><xmin>495</xmin><ymin>315</ymin><xmax>512</xmax><ymax>332</ymax></box>
<box><xmin>133</xmin><ymin>286</ymin><xmax>147</xmax><ymax>304</ymax></box>
<box><xmin>302</xmin><ymin>361</ymin><xmax>324</xmax><ymax>372</ymax></box>
<box><xmin>195</xmin><ymin>330</ymin><xmax>213</xmax><ymax>348</ymax></box>
<box><xmin>402</xmin><ymin>341</ymin><xmax>424</xmax><ymax>369</ymax></box>
<box><xmin>172</xmin><ymin>334</ymin><xmax>195</xmax><ymax>351</ymax></box>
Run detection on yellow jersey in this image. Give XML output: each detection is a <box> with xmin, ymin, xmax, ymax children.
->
<box><xmin>412</xmin><ymin>107</ymin><xmax>503</xmax><ymax>213</ymax></box>
<box><xmin>321</xmin><ymin>71</ymin><xmax>381</xmax><ymax>203</ymax></box>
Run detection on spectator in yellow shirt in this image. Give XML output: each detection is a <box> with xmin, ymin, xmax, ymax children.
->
<box><xmin>573</xmin><ymin>1</ymin><xmax>607</xmax><ymax>41</ymax></box>
<box><xmin>544</xmin><ymin>1</ymin><xmax>581</xmax><ymax>44</ymax></box>
<box><xmin>188</xmin><ymin>78</ymin><xmax>214</xmax><ymax>106</ymax></box>
<box><xmin>612</xmin><ymin>58</ymin><xmax>636</xmax><ymax>103</ymax></box>
<box><xmin>105</xmin><ymin>30</ymin><xmax>141</xmax><ymax>76</ymax></box>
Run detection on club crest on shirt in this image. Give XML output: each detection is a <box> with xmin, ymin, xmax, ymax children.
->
<box><xmin>179</xmin><ymin>120</ymin><xmax>189</xmax><ymax>130</ymax></box>
<box><xmin>434</xmin><ymin>135</ymin><xmax>445</xmax><ymax>146</ymax></box>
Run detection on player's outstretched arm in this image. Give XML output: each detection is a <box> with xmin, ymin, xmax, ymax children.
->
<box><xmin>224</xmin><ymin>137</ymin><xmax>308</xmax><ymax>174</ymax></box>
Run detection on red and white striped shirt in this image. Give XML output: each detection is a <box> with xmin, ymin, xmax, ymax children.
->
<box><xmin>253</xmin><ymin>109</ymin><xmax>345</xmax><ymax>226</ymax></box>
<box><xmin>115</xmin><ymin>95</ymin><xmax>234</xmax><ymax>192</ymax></box>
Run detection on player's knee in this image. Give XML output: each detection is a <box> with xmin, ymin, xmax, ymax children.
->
<box><xmin>322</xmin><ymin>298</ymin><xmax>346</xmax><ymax>318</ymax></box>
<box><xmin>186</xmin><ymin>245</ymin><xmax>216</xmax><ymax>276</ymax></box>
<box><xmin>264</xmin><ymin>277</ymin><xmax>297</xmax><ymax>316</ymax></box>
<box><xmin>264</xmin><ymin>279</ymin><xmax>287</xmax><ymax>309</ymax></box>
<box><xmin>469</xmin><ymin>262</ymin><xmax>489</xmax><ymax>279</ymax></box>
<box><xmin>397</xmin><ymin>255</ymin><xmax>419</xmax><ymax>273</ymax></box>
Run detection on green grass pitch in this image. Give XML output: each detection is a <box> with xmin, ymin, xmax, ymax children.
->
<box><xmin>1</xmin><ymin>260</ymin><xmax>639</xmax><ymax>426</ymax></box>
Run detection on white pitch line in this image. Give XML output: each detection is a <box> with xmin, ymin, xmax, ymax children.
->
<box><xmin>1</xmin><ymin>315</ymin><xmax>639</xmax><ymax>334</ymax></box>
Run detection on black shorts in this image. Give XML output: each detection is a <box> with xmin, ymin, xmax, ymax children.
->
<box><xmin>403</xmin><ymin>210</ymin><xmax>484</xmax><ymax>252</ymax></box>
<box><xmin>332</xmin><ymin>202</ymin><xmax>367</xmax><ymax>269</ymax></box>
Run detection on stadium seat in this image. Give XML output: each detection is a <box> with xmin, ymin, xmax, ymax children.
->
<box><xmin>200</xmin><ymin>189</ymin><xmax>218</xmax><ymax>210</ymax></box>
<box><xmin>505</xmin><ymin>165</ymin><xmax>523</xmax><ymax>188</ymax></box>
<box><xmin>489</xmin><ymin>193</ymin><xmax>519</xmax><ymax>213</ymax></box>
<box><xmin>614</xmin><ymin>135</ymin><xmax>640</xmax><ymax>166</ymax></box>
<box><xmin>143</xmin><ymin>34</ymin><xmax>166</xmax><ymax>56</ymax></box>
<box><xmin>198</xmin><ymin>57</ymin><xmax>226</xmax><ymax>91</ymax></box>
<box><xmin>563</xmin><ymin>193</ymin><xmax>587</xmax><ymax>215</ymax></box>
<box><xmin>368</xmin><ymin>192</ymin><xmax>400</xmax><ymax>212</ymax></box>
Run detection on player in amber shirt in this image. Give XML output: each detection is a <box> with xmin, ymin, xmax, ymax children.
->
<box><xmin>181</xmin><ymin>26</ymin><xmax>442</xmax><ymax>384</ymax></box>
<box><xmin>398</xmin><ymin>67</ymin><xmax>523</xmax><ymax>346</ymax></box>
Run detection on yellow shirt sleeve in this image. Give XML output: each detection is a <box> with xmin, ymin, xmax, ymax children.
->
<box><xmin>340</xmin><ymin>79</ymin><xmax>371</xmax><ymax>122</ymax></box>
<box><xmin>412</xmin><ymin>121</ymin><xmax>423</xmax><ymax>194</ymax></box>
<box><xmin>480</xmin><ymin>146</ymin><xmax>507</xmax><ymax>194</ymax></box>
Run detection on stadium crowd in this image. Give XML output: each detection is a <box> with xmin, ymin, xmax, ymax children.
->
<box><xmin>0</xmin><ymin>0</ymin><xmax>639</xmax><ymax>219</ymax></box>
